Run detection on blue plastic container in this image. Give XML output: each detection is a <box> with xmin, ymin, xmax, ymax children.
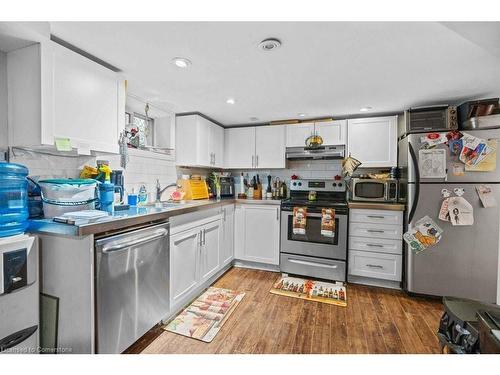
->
<box><xmin>0</xmin><ymin>162</ymin><xmax>29</xmax><ymax>237</ymax></box>
<box><xmin>99</xmin><ymin>182</ymin><xmax>115</xmax><ymax>213</ymax></box>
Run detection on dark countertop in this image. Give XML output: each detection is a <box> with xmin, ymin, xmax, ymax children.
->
<box><xmin>28</xmin><ymin>198</ymin><xmax>281</xmax><ymax>237</ymax></box>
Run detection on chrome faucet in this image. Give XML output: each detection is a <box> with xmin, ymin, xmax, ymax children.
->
<box><xmin>156</xmin><ymin>179</ymin><xmax>178</xmax><ymax>202</ymax></box>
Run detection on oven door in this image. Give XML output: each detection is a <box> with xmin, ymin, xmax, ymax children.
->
<box><xmin>280</xmin><ymin>210</ymin><xmax>347</xmax><ymax>260</ymax></box>
<box><xmin>351</xmin><ymin>180</ymin><xmax>387</xmax><ymax>202</ymax></box>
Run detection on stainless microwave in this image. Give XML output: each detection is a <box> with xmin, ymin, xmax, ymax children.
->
<box><xmin>349</xmin><ymin>178</ymin><xmax>402</xmax><ymax>203</ymax></box>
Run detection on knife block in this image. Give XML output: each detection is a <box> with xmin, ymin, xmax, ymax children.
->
<box><xmin>253</xmin><ymin>185</ymin><xmax>262</xmax><ymax>200</ymax></box>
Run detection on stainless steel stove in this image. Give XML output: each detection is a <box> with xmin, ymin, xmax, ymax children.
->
<box><xmin>280</xmin><ymin>179</ymin><xmax>348</xmax><ymax>282</ymax></box>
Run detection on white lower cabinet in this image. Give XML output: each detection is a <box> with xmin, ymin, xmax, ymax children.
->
<box><xmin>199</xmin><ymin>220</ymin><xmax>222</xmax><ymax>283</ymax></box>
<box><xmin>234</xmin><ymin>204</ymin><xmax>280</xmax><ymax>265</ymax></box>
<box><xmin>170</xmin><ymin>227</ymin><xmax>201</xmax><ymax>309</ymax></box>
<box><xmin>221</xmin><ymin>205</ymin><xmax>235</xmax><ymax>266</ymax></box>
<box><xmin>169</xmin><ymin>205</ymin><xmax>234</xmax><ymax>312</ymax></box>
<box><xmin>348</xmin><ymin>208</ymin><xmax>403</xmax><ymax>288</ymax></box>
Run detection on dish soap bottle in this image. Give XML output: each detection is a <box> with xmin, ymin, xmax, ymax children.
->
<box><xmin>98</xmin><ymin>164</ymin><xmax>115</xmax><ymax>213</ymax></box>
<box><xmin>138</xmin><ymin>184</ymin><xmax>148</xmax><ymax>206</ymax></box>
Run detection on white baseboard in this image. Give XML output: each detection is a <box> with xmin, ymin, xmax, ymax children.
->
<box><xmin>233</xmin><ymin>259</ymin><xmax>280</xmax><ymax>272</ymax></box>
<box><xmin>347</xmin><ymin>274</ymin><xmax>402</xmax><ymax>290</ymax></box>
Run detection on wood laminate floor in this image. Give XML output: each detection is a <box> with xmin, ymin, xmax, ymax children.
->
<box><xmin>126</xmin><ymin>267</ymin><xmax>444</xmax><ymax>354</ymax></box>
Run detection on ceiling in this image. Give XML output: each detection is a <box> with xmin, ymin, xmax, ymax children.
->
<box><xmin>49</xmin><ymin>22</ymin><xmax>500</xmax><ymax>126</ymax></box>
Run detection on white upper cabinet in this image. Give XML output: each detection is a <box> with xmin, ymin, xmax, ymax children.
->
<box><xmin>286</xmin><ymin>123</ymin><xmax>314</xmax><ymax>147</ymax></box>
<box><xmin>315</xmin><ymin>120</ymin><xmax>347</xmax><ymax>145</ymax></box>
<box><xmin>286</xmin><ymin>120</ymin><xmax>347</xmax><ymax>147</ymax></box>
<box><xmin>224</xmin><ymin>125</ymin><xmax>285</xmax><ymax>169</ymax></box>
<box><xmin>7</xmin><ymin>41</ymin><xmax>125</xmax><ymax>154</ymax></box>
<box><xmin>175</xmin><ymin>114</ymin><xmax>224</xmax><ymax>168</ymax></box>
<box><xmin>224</xmin><ymin>127</ymin><xmax>255</xmax><ymax>169</ymax></box>
<box><xmin>255</xmin><ymin>125</ymin><xmax>286</xmax><ymax>169</ymax></box>
<box><xmin>347</xmin><ymin>116</ymin><xmax>398</xmax><ymax>168</ymax></box>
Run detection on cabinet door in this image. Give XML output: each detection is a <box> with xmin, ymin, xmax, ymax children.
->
<box><xmin>315</xmin><ymin>120</ymin><xmax>347</xmax><ymax>145</ymax></box>
<box><xmin>210</xmin><ymin>122</ymin><xmax>224</xmax><ymax>168</ymax></box>
<box><xmin>255</xmin><ymin>125</ymin><xmax>286</xmax><ymax>169</ymax></box>
<box><xmin>221</xmin><ymin>205</ymin><xmax>235</xmax><ymax>266</ymax></box>
<box><xmin>50</xmin><ymin>42</ymin><xmax>123</xmax><ymax>154</ymax></box>
<box><xmin>236</xmin><ymin>205</ymin><xmax>280</xmax><ymax>265</ymax></box>
<box><xmin>347</xmin><ymin>116</ymin><xmax>397</xmax><ymax>168</ymax></box>
<box><xmin>196</xmin><ymin>117</ymin><xmax>212</xmax><ymax>167</ymax></box>
<box><xmin>224</xmin><ymin>127</ymin><xmax>256</xmax><ymax>169</ymax></box>
<box><xmin>200</xmin><ymin>220</ymin><xmax>221</xmax><ymax>282</ymax></box>
<box><xmin>170</xmin><ymin>228</ymin><xmax>200</xmax><ymax>309</ymax></box>
<box><xmin>285</xmin><ymin>123</ymin><xmax>314</xmax><ymax>147</ymax></box>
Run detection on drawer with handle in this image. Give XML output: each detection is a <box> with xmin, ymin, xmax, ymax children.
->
<box><xmin>348</xmin><ymin>250</ymin><xmax>402</xmax><ymax>281</ymax></box>
<box><xmin>349</xmin><ymin>222</ymin><xmax>402</xmax><ymax>240</ymax></box>
<box><xmin>349</xmin><ymin>209</ymin><xmax>403</xmax><ymax>226</ymax></box>
<box><xmin>348</xmin><ymin>236</ymin><xmax>402</xmax><ymax>255</ymax></box>
<box><xmin>280</xmin><ymin>253</ymin><xmax>346</xmax><ymax>282</ymax></box>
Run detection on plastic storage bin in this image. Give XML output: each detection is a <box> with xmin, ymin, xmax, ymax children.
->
<box><xmin>0</xmin><ymin>162</ymin><xmax>29</xmax><ymax>237</ymax></box>
<box><xmin>38</xmin><ymin>179</ymin><xmax>97</xmax><ymax>218</ymax></box>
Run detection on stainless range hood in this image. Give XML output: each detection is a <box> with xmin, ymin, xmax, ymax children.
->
<box><xmin>286</xmin><ymin>145</ymin><xmax>345</xmax><ymax>160</ymax></box>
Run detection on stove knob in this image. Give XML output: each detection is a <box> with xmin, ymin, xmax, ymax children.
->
<box><xmin>338</xmin><ymin>183</ymin><xmax>342</xmax><ymax>187</ymax></box>
<box><xmin>292</xmin><ymin>182</ymin><xmax>297</xmax><ymax>186</ymax></box>
<box><xmin>298</xmin><ymin>182</ymin><xmax>302</xmax><ymax>186</ymax></box>
<box><xmin>332</xmin><ymin>183</ymin><xmax>337</xmax><ymax>187</ymax></box>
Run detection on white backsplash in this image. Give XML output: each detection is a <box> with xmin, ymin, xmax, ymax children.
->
<box><xmin>10</xmin><ymin>148</ymin><xmax>178</xmax><ymax>203</ymax></box>
<box><xmin>10</xmin><ymin>150</ymin><xmax>344</xmax><ymax>201</ymax></box>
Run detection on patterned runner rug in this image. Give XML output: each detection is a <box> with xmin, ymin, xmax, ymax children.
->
<box><xmin>270</xmin><ymin>275</ymin><xmax>347</xmax><ymax>307</ymax></box>
<box><xmin>164</xmin><ymin>287</ymin><xmax>245</xmax><ymax>342</ymax></box>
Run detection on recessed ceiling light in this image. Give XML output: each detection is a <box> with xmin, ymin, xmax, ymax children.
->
<box><xmin>298</xmin><ymin>113</ymin><xmax>307</xmax><ymax>117</ymax></box>
<box><xmin>172</xmin><ymin>57</ymin><xmax>191</xmax><ymax>68</ymax></box>
<box><xmin>258</xmin><ymin>38</ymin><xmax>282</xmax><ymax>52</ymax></box>
<box><xmin>226</xmin><ymin>98</ymin><xmax>236</xmax><ymax>105</ymax></box>
<box><xmin>360</xmin><ymin>106</ymin><xmax>373</xmax><ymax>112</ymax></box>
<box><xmin>249</xmin><ymin>117</ymin><xmax>259</xmax><ymax>122</ymax></box>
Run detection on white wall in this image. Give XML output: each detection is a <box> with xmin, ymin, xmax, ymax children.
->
<box><xmin>0</xmin><ymin>51</ymin><xmax>7</xmax><ymax>149</ymax></box>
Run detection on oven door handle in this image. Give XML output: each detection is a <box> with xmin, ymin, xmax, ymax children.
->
<box><xmin>288</xmin><ymin>258</ymin><xmax>338</xmax><ymax>269</ymax></box>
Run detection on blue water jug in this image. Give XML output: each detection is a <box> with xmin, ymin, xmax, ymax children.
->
<box><xmin>0</xmin><ymin>162</ymin><xmax>29</xmax><ymax>237</ymax></box>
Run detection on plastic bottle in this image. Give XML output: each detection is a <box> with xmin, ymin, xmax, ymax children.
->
<box><xmin>98</xmin><ymin>165</ymin><xmax>115</xmax><ymax>213</ymax></box>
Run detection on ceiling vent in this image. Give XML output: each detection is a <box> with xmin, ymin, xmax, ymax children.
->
<box><xmin>258</xmin><ymin>38</ymin><xmax>281</xmax><ymax>52</ymax></box>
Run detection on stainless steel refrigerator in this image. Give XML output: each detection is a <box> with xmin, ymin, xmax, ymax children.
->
<box><xmin>399</xmin><ymin>127</ymin><xmax>500</xmax><ymax>303</ymax></box>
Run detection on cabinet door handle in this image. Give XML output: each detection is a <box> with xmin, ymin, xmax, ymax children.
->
<box><xmin>367</xmin><ymin>229</ymin><xmax>385</xmax><ymax>233</ymax></box>
<box><xmin>366</xmin><ymin>243</ymin><xmax>384</xmax><ymax>248</ymax></box>
<box><xmin>213</xmin><ymin>153</ymin><xmax>216</xmax><ymax>165</ymax></box>
<box><xmin>276</xmin><ymin>207</ymin><xmax>279</xmax><ymax>220</ymax></box>
<box><xmin>252</xmin><ymin>155</ymin><xmax>255</xmax><ymax>168</ymax></box>
<box><xmin>366</xmin><ymin>264</ymin><xmax>384</xmax><ymax>269</ymax></box>
<box><xmin>256</xmin><ymin>155</ymin><xmax>259</xmax><ymax>168</ymax></box>
<box><xmin>367</xmin><ymin>215</ymin><xmax>385</xmax><ymax>219</ymax></box>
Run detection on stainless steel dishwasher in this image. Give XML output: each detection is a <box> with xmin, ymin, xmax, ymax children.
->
<box><xmin>95</xmin><ymin>221</ymin><xmax>170</xmax><ymax>354</ymax></box>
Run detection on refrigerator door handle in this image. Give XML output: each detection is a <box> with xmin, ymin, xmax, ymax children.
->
<box><xmin>408</xmin><ymin>142</ymin><xmax>420</xmax><ymax>223</ymax></box>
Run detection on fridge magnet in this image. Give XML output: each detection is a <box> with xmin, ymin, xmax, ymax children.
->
<box><xmin>453</xmin><ymin>187</ymin><xmax>465</xmax><ymax>197</ymax></box>
<box><xmin>448</xmin><ymin>139</ymin><xmax>463</xmax><ymax>157</ymax></box>
<box><xmin>459</xmin><ymin>133</ymin><xmax>488</xmax><ymax>167</ymax></box>
<box><xmin>320</xmin><ymin>208</ymin><xmax>335</xmax><ymax>237</ymax></box>
<box><xmin>465</xmin><ymin>139</ymin><xmax>497</xmax><ymax>172</ymax></box>
<box><xmin>403</xmin><ymin>216</ymin><xmax>443</xmax><ymax>254</ymax></box>
<box><xmin>447</xmin><ymin>196</ymin><xmax>474</xmax><ymax>226</ymax></box>
<box><xmin>441</xmin><ymin>188</ymin><xmax>451</xmax><ymax>198</ymax></box>
<box><xmin>419</xmin><ymin>149</ymin><xmax>447</xmax><ymax>178</ymax></box>
<box><xmin>420</xmin><ymin>133</ymin><xmax>448</xmax><ymax>148</ymax></box>
<box><xmin>446</xmin><ymin>130</ymin><xmax>463</xmax><ymax>142</ymax></box>
<box><xmin>292</xmin><ymin>207</ymin><xmax>307</xmax><ymax>235</ymax></box>
<box><xmin>452</xmin><ymin>163</ymin><xmax>465</xmax><ymax>176</ymax></box>
<box><xmin>438</xmin><ymin>198</ymin><xmax>451</xmax><ymax>222</ymax></box>
<box><xmin>475</xmin><ymin>185</ymin><xmax>497</xmax><ymax>208</ymax></box>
